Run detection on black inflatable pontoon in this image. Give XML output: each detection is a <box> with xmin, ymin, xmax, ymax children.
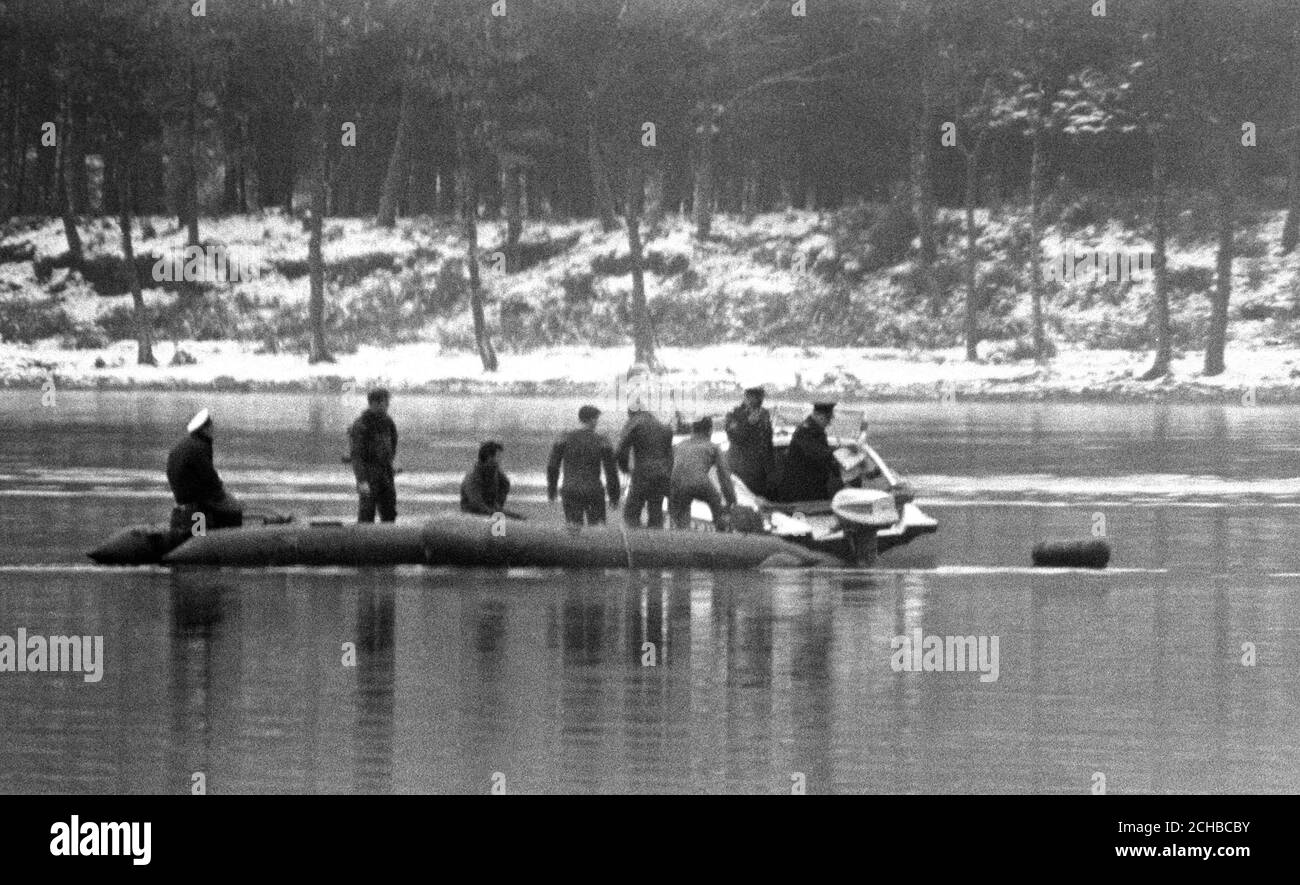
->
<box><xmin>89</xmin><ymin>514</ymin><xmax>838</xmax><ymax>569</ymax></box>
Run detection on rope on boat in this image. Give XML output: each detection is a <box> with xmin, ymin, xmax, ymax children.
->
<box><xmin>619</xmin><ymin>524</ymin><xmax>634</xmax><ymax>569</ymax></box>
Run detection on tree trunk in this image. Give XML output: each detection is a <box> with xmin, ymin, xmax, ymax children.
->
<box><xmin>57</xmin><ymin>96</ymin><xmax>82</xmax><ymax>261</ymax></box>
<box><xmin>1284</xmin><ymin>135</ymin><xmax>1300</xmax><ymax>255</ymax></box>
<box><xmin>460</xmin><ymin>166</ymin><xmax>499</xmax><ymax>372</ymax></box>
<box><xmin>963</xmin><ymin>151</ymin><xmax>980</xmax><ymax>361</ymax></box>
<box><xmin>185</xmin><ymin>63</ymin><xmax>200</xmax><ymax>248</ymax></box>
<box><xmin>692</xmin><ymin>104</ymin><xmax>716</xmax><ymax>240</ymax></box>
<box><xmin>502</xmin><ymin>159</ymin><xmax>522</xmax><ymax>272</ymax></box>
<box><xmin>910</xmin><ymin>118</ymin><xmax>938</xmax><ymax>318</ymax></box>
<box><xmin>1204</xmin><ymin>139</ymin><xmax>1234</xmax><ymax>377</ymax></box>
<box><xmin>587</xmin><ymin>117</ymin><xmax>619</xmax><ymax>233</ymax></box>
<box><xmin>1141</xmin><ymin>132</ymin><xmax>1172</xmax><ymax>380</ymax></box>
<box><xmin>376</xmin><ymin>83</ymin><xmax>415</xmax><ymax>228</ymax></box>
<box><xmin>1283</xmin><ymin>19</ymin><xmax>1300</xmax><ymax>254</ymax></box>
<box><xmin>623</xmin><ymin>169</ymin><xmax>657</xmax><ymax>368</ymax></box>
<box><xmin>117</xmin><ymin>174</ymin><xmax>155</xmax><ymax>366</ymax></box>
<box><xmin>1029</xmin><ymin>122</ymin><xmax>1048</xmax><ymax>364</ymax></box>
<box><xmin>307</xmin><ymin>129</ymin><xmax>331</xmax><ymax>363</ymax></box>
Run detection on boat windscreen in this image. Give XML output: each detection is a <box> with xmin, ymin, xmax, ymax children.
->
<box><xmin>772</xmin><ymin>406</ymin><xmax>865</xmax><ymax>439</ymax></box>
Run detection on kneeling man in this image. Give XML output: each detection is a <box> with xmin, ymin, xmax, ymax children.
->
<box><xmin>167</xmin><ymin>409</ymin><xmax>243</xmax><ymax>531</ymax></box>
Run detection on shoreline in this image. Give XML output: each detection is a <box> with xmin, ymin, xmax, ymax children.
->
<box><xmin>2</xmin><ymin>340</ymin><xmax>1298</xmax><ymax>404</ymax></box>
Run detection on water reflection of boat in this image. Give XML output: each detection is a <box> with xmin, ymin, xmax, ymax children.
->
<box><xmin>670</xmin><ymin>407</ymin><xmax>938</xmax><ymax>565</ymax></box>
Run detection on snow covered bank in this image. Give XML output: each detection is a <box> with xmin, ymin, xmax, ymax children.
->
<box><xmin>4</xmin><ymin>339</ymin><xmax>1299</xmax><ymax>403</ymax></box>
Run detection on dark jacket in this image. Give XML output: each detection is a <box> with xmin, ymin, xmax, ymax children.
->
<box><xmin>461</xmin><ymin>464</ymin><xmax>511</xmax><ymax>515</ymax></box>
<box><xmin>615</xmin><ymin>411</ymin><xmax>674</xmax><ymax>480</ymax></box>
<box><xmin>724</xmin><ymin>403</ymin><xmax>774</xmax><ymax>495</ymax></box>
<box><xmin>774</xmin><ymin>417</ymin><xmax>838</xmax><ymax>503</ymax></box>
<box><xmin>547</xmin><ymin>427</ymin><xmax>620</xmax><ymax>502</ymax></box>
<box><xmin>348</xmin><ymin>409</ymin><xmax>398</xmax><ymax>483</ymax></box>
<box><xmin>166</xmin><ymin>432</ymin><xmax>225</xmax><ymax>505</ymax></box>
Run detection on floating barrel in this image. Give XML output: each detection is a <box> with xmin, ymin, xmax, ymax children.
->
<box><xmin>1032</xmin><ymin>539</ymin><xmax>1111</xmax><ymax>569</ymax></box>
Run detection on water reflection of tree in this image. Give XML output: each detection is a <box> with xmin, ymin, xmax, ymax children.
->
<box><xmin>353</xmin><ymin>586</ymin><xmax>395</xmax><ymax>794</ymax></box>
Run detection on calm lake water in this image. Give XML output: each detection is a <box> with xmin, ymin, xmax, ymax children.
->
<box><xmin>1</xmin><ymin>390</ymin><xmax>1299</xmax><ymax>793</ymax></box>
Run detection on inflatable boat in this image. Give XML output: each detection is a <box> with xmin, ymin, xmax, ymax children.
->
<box><xmin>88</xmin><ymin>512</ymin><xmax>840</xmax><ymax>569</ymax></box>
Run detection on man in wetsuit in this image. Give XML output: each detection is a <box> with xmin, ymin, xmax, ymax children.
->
<box><xmin>668</xmin><ymin>416</ymin><xmax>737</xmax><ymax>530</ymax></box>
<box><xmin>547</xmin><ymin>404</ymin><xmax>620</xmax><ymax>526</ymax></box>
<box><xmin>166</xmin><ymin>408</ymin><xmax>244</xmax><ymax>531</ymax></box>
<box><xmin>615</xmin><ymin>396</ymin><xmax>674</xmax><ymax>528</ymax></box>
<box><xmin>724</xmin><ymin>386</ymin><xmax>775</xmax><ymax>498</ymax></box>
<box><xmin>774</xmin><ymin>401</ymin><xmax>841</xmax><ymax>503</ymax></box>
<box><xmin>348</xmin><ymin>388</ymin><xmax>399</xmax><ymax>523</ymax></box>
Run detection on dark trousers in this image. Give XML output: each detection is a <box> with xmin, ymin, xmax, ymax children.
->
<box><xmin>171</xmin><ymin>494</ymin><xmax>243</xmax><ymax>533</ymax></box>
<box><xmin>358</xmin><ymin>472</ymin><xmax>397</xmax><ymax>523</ymax></box>
<box><xmin>623</xmin><ymin>474</ymin><xmax>670</xmax><ymax>529</ymax></box>
<box><xmin>669</xmin><ymin>482</ymin><xmax>726</xmax><ymax>530</ymax></box>
<box><xmin>561</xmin><ymin>488</ymin><xmax>607</xmax><ymax>526</ymax></box>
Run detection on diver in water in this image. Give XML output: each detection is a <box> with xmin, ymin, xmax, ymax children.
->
<box><xmin>166</xmin><ymin>409</ymin><xmax>244</xmax><ymax>531</ymax></box>
<box><xmin>347</xmin><ymin>388</ymin><xmax>399</xmax><ymax>523</ymax></box>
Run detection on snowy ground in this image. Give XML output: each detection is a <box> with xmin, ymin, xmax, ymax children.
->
<box><xmin>3</xmin><ymin>339</ymin><xmax>1297</xmax><ymax>402</ymax></box>
<box><xmin>4</xmin><ymin>206</ymin><xmax>1300</xmax><ymax>401</ymax></box>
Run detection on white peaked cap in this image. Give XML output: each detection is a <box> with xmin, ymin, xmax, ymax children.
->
<box><xmin>187</xmin><ymin>409</ymin><xmax>212</xmax><ymax>433</ymax></box>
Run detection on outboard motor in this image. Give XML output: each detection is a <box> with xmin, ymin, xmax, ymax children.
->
<box><xmin>831</xmin><ymin>488</ymin><xmax>899</xmax><ymax>567</ymax></box>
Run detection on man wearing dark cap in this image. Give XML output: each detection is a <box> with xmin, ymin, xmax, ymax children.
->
<box><xmin>774</xmin><ymin>402</ymin><xmax>841</xmax><ymax>503</ymax></box>
<box><xmin>668</xmin><ymin>416</ymin><xmax>737</xmax><ymax>530</ymax></box>
<box><xmin>461</xmin><ymin>440</ymin><xmax>521</xmax><ymax>518</ymax></box>
<box><xmin>724</xmin><ymin>386</ymin><xmax>774</xmax><ymax>497</ymax></box>
<box><xmin>348</xmin><ymin>388</ymin><xmax>399</xmax><ymax>523</ymax></box>
<box><xmin>547</xmin><ymin>405</ymin><xmax>621</xmax><ymax>526</ymax></box>
<box><xmin>166</xmin><ymin>409</ymin><xmax>244</xmax><ymax>530</ymax></box>
<box><xmin>615</xmin><ymin>395</ymin><xmax>674</xmax><ymax>528</ymax></box>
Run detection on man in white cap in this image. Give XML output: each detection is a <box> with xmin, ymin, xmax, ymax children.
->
<box><xmin>166</xmin><ymin>409</ymin><xmax>243</xmax><ymax>530</ymax></box>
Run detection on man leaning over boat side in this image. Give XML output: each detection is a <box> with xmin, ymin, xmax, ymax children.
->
<box><xmin>615</xmin><ymin>395</ymin><xmax>674</xmax><ymax>529</ymax></box>
<box><xmin>166</xmin><ymin>409</ymin><xmax>244</xmax><ymax>531</ymax></box>
<box><xmin>668</xmin><ymin>416</ymin><xmax>737</xmax><ymax>531</ymax></box>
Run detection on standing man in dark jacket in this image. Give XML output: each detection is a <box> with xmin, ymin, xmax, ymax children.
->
<box><xmin>166</xmin><ymin>409</ymin><xmax>243</xmax><ymax>530</ymax></box>
<box><xmin>775</xmin><ymin>402</ymin><xmax>841</xmax><ymax>503</ymax></box>
<box><xmin>615</xmin><ymin>396</ymin><xmax>674</xmax><ymax>528</ymax></box>
<box><xmin>547</xmin><ymin>404</ymin><xmax>620</xmax><ymax>526</ymax></box>
<box><xmin>348</xmin><ymin>389</ymin><xmax>399</xmax><ymax>523</ymax></box>
<box><xmin>460</xmin><ymin>440</ymin><xmax>520</xmax><ymax>519</ymax></box>
<box><xmin>724</xmin><ymin>386</ymin><xmax>774</xmax><ymax>497</ymax></box>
